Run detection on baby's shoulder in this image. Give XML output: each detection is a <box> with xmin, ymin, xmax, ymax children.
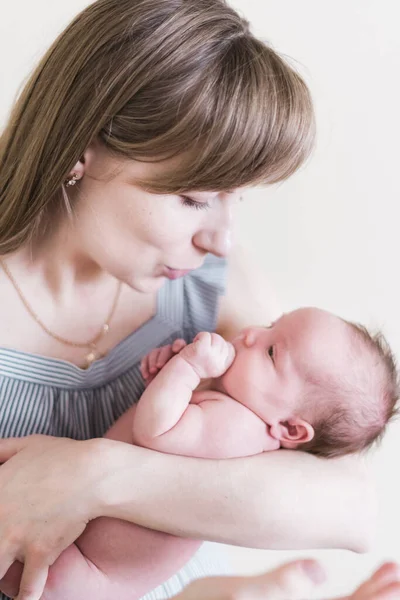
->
<box><xmin>189</xmin><ymin>391</ymin><xmax>274</xmax><ymax>455</ymax></box>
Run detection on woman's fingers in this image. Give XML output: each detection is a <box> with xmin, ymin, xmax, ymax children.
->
<box><xmin>0</xmin><ymin>560</ymin><xmax>24</xmax><ymax>598</ymax></box>
<box><xmin>15</xmin><ymin>559</ymin><xmax>48</xmax><ymax>600</ymax></box>
<box><xmin>0</xmin><ymin>555</ymin><xmax>16</xmax><ymax>584</ymax></box>
<box><xmin>0</xmin><ymin>436</ymin><xmax>100</xmax><ymax>600</ymax></box>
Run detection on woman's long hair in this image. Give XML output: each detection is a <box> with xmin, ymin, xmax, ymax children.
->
<box><xmin>0</xmin><ymin>0</ymin><xmax>315</xmax><ymax>254</ymax></box>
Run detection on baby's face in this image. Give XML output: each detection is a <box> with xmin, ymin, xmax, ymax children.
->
<box><xmin>220</xmin><ymin>307</ymin><xmax>351</xmax><ymax>424</ymax></box>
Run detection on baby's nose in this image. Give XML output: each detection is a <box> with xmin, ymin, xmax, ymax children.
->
<box><xmin>242</xmin><ymin>328</ymin><xmax>258</xmax><ymax>348</ymax></box>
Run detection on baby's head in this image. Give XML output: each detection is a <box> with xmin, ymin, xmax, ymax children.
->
<box><xmin>221</xmin><ymin>307</ymin><xmax>399</xmax><ymax>457</ymax></box>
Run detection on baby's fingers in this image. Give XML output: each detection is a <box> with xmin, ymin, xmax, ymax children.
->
<box><xmin>156</xmin><ymin>345</ymin><xmax>174</xmax><ymax>369</ymax></box>
<box><xmin>148</xmin><ymin>348</ymin><xmax>163</xmax><ymax>374</ymax></box>
<box><xmin>140</xmin><ymin>354</ymin><xmax>152</xmax><ymax>380</ymax></box>
<box><xmin>172</xmin><ymin>339</ymin><xmax>187</xmax><ymax>353</ymax></box>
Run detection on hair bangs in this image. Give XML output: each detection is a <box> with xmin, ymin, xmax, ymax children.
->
<box><xmin>132</xmin><ymin>36</ymin><xmax>315</xmax><ymax>194</ymax></box>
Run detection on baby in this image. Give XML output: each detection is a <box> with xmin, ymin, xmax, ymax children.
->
<box><xmin>135</xmin><ymin>306</ymin><xmax>398</xmax><ymax>459</ymax></box>
<box><xmin>7</xmin><ymin>308</ymin><xmax>398</xmax><ymax>600</ymax></box>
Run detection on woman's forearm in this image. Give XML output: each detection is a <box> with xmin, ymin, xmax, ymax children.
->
<box><xmin>92</xmin><ymin>440</ymin><xmax>376</xmax><ymax>553</ymax></box>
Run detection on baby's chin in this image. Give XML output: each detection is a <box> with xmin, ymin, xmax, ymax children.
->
<box><xmin>213</xmin><ymin>377</ymin><xmax>228</xmax><ymax>394</ymax></box>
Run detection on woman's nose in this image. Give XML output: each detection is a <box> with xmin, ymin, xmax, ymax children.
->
<box><xmin>192</xmin><ymin>203</ymin><xmax>234</xmax><ymax>257</ymax></box>
<box><xmin>192</xmin><ymin>228</ymin><xmax>232</xmax><ymax>257</ymax></box>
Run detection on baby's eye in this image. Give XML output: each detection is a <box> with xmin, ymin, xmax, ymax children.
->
<box><xmin>267</xmin><ymin>346</ymin><xmax>274</xmax><ymax>361</ymax></box>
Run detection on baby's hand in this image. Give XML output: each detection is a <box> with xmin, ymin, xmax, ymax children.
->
<box><xmin>140</xmin><ymin>339</ymin><xmax>187</xmax><ymax>385</ymax></box>
<box><xmin>180</xmin><ymin>332</ymin><xmax>235</xmax><ymax>379</ymax></box>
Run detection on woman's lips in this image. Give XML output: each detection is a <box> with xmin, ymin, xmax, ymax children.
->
<box><xmin>163</xmin><ymin>266</ymin><xmax>193</xmax><ymax>280</ymax></box>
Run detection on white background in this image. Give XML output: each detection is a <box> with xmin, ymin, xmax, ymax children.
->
<box><xmin>1</xmin><ymin>1</ymin><xmax>399</xmax><ymax>598</ymax></box>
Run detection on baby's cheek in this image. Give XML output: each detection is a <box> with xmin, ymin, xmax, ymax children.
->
<box><xmin>220</xmin><ymin>362</ymin><xmax>245</xmax><ymax>399</ymax></box>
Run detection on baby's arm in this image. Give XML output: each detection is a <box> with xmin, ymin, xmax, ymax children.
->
<box><xmin>2</xmin><ymin>336</ymin><xmax>235</xmax><ymax>600</ymax></box>
<box><xmin>134</xmin><ymin>332</ymin><xmax>277</xmax><ymax>457</ymax></box>
<box><xmin>133</xmin><ymin>332</ymin><xmax>235</xmax><ymax>441</ymax></box>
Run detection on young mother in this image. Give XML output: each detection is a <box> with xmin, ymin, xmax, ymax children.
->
<box><xmin>0</xmin><ymin>1</ymin><xmax>374</xmax><ymax>599</ymax></box>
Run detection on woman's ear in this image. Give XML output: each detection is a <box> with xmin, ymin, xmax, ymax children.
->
<box><xmin>69</xmin><ymin>138</ymin><xmax>110</xmax><ymax>181</ymax></box>
<box><xmin>270</xmin><ymin>418</ymin><xmax>314</xmax><ymax>450</ymax></box>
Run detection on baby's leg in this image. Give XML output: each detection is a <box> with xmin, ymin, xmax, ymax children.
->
<box><xmin>48</xmin><ymin>406</ymin><xmax>200</xmax><ymax>599</ymax></box>
<box><xmin>42</xmin><ymin>335</ymin><xmax>235</xmax><ymax>598</ymax></box>
<box><xmin>72</xmin><ymin>408</ymin><xmax>200</xmax><ymax>597</ymax></box>
<box><xmin>0</xmin><ymin>405</ymin><xmax>200</xmax><ymax>600</ymax></box>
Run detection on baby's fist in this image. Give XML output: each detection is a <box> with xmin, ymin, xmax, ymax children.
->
<box><xmin>180</xmin><ymin>332</ymin><xmax>235</xmax><ymax>379</ymax></box>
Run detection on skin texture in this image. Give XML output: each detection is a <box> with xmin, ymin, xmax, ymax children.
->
<box><xmin>137</xmin><ymin>306</ymin><xmax>358</xmax><ymax>455</ymax></box>
<box><xmin>173</xmin><ymin>560</ymin><xmax>400</xmax><ymax>600</ymax></box>
<box><xmin>0</xmin><ymin>145</ymin><xmax>376</xmax><ymax>600</ymax></box>
<box><xmin>0</xmin><ymin>311</ymin><xmax>368</xmax><ymax>599</ymax></box>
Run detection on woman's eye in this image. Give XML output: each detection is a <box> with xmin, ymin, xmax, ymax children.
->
<box><xmin>180</xmin><ymin>196</ymin><xmax>210</xmax><ymax>211</ymax></box>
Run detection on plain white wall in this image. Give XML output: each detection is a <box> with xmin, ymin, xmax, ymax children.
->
<box><xmin>1</xmin><ymin>1</ymin><xmax>399</xmax><ymax>598</ymax></box>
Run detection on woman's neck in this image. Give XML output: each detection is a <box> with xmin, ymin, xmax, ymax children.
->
<box><xmin>6</xmin><ymin>219</ymin><xmax>109</xmax><ymax>299</ymax></box>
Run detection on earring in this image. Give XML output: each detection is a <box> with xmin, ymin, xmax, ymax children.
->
<box><xmin>65</xmin><ymin>173</ymin><xmax>80</xmax><ymax>187</ymax></box>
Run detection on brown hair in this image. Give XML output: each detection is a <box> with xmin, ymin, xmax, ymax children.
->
<box><xmin>302</xmin><ymin>322</ymin><xmax>399</xmax><ymax>459</ymax></box>
<box><xmin>0</xmin><ymin>0</ymin><xmax>315</xmax><ymax>255</ymax></box>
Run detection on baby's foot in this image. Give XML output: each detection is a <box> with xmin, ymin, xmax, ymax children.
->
<box><xmin>180</xmin><ymin>332</ymin><xmax>235</xmax><ymax>379</ymax></box>
<box><xmin>344</xmin><ymin>562</ymin><xmax>400</xmax><ymax>600</ymax></box>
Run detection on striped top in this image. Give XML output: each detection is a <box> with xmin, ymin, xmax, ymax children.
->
<box><xmin>0</xmin><ymin>254</ymin><xmax>232</xmax><ymax>600</ymax></box>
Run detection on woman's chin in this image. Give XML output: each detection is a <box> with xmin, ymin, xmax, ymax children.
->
<box><xmin>127</xmin><ymin>274</ymin><xmax>166</xmax><ymax>294</ymax></box>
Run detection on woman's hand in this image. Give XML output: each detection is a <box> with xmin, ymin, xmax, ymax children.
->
<box><xmin>0</xmin><ymin>434</ymin><xmax>104</xmax><ymax>600</ymax></box>
<box><xmin>172</xmin><ymin>560</ymin><xmax>400</xmax><ymax>600</ymax></box>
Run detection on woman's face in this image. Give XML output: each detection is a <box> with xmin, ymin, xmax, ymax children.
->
<box><xmin>71</xmin><ymin>142</ymin><xmax>243</xmax><ymax>293</ymax></box>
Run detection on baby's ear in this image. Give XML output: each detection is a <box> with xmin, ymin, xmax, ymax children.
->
<box><xmin>270</xmin><ymin>418</ymin><xmax>314</xmax><ymax>449</ymax></box>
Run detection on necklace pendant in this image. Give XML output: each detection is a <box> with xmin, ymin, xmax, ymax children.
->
<box><xmin>85</xmin><ymin>346</ymin><xmax>98</xmax><ymax>368</ymax></box>
<box><xmin>86</xmin><ymin>352</ymin><xmax>96</xmax><ymax>366</ymax></box>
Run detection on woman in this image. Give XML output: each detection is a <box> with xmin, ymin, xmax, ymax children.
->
<box><xmin>0</xmin><ymin>1</ymin><xmax>374</xmax><ymax>599</ymax></box>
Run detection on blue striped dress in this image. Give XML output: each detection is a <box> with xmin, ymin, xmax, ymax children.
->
<box><xmin>0</xmin><ymin>255</ymin><xmax>232</xmax><ymax>599</ymax></box>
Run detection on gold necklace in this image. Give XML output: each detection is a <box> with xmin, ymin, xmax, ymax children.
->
<box><xmin>0</xmin><ymin>258</ymin><xmax>122</xmax><ymax>368</ymax></box>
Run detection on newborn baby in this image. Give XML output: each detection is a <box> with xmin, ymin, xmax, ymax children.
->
<box><xmin>8</xmin><ymin>308</ymin><xmax>396</xmax><ymax>600</ymax></box>
<box><xmin>136</xmin><ymin>306</ymin><xmax>398</xmax><ymax>459</ymax></box>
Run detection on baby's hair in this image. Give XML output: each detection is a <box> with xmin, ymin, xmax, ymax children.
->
<box><xmin>301</xmin><ymin>321</ymin><xmax>399</xmax><ymax>458</ymax></box>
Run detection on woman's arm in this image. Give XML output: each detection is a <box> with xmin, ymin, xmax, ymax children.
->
<box><xmin>0</xmin><ymin>248</ymin><xmax>375</xmax><ymax>599</ymax></box>
<box><xmin>0</xmin><ymin>432</ymin><xmax>374</xmax><ymax>600</ymax></box>
<box><xmin>95</xmin><ymin>439</ymin><xmax>375</xmax><ymax>553</ymax></box>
